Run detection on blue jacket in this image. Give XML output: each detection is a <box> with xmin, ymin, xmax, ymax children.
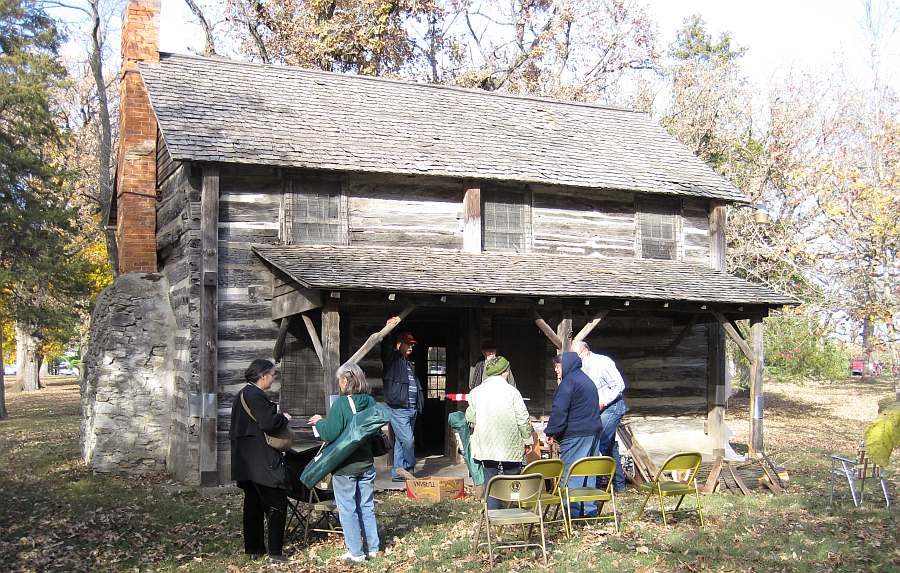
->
<box><xmin>544</xmin><ymin>352</ymin><xmax>603</xmax><ymax>440</ymax></box>
<box><xmin>381</xmin><ymin>337</ymin><xmax>424</xmax><ymax>411</ymax></box>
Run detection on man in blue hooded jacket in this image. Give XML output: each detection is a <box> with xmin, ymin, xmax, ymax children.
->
<box><xmin>545</xmin><ymin>352</ymin><xmax>604</xmax><ymax>518</ymax></box>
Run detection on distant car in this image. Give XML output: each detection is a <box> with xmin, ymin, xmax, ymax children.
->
<box><xmin>850</xmin><ymin>358</ymin><xmax>865</xmax><ymax>377</ymax></box>
<box><xmin>57</xmin><ymin>364</ymin><xmax>79</xmax><ymax>376</ymax></box>
<box><xmin>3</xmin><ymin>365</ymin><xmax>16</xmax><ymax>376</ymax></box>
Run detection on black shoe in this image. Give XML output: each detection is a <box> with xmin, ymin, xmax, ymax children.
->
<box><xmin>247</xmin><ymin>553</ymin><xmax>263</xmax><ymax>561</ymax></box>
<box><xmin>391</xmin><ymin>476</ymin><xmax>407</xmax><ymax>482</ymax></box>
<box><xmin>267</xmin><ymin>555</ymin><xmax>289</xmax><ymax>564</ymax></box>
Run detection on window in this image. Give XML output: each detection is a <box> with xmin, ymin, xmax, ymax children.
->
<box><xmin>639</xmin><ymin>199</ymin><xmax>678</xmax><ymax>260</ymax></box>
<box><xmin>426</xmin><ymin>346</ymin><xmax>447</xmax><ymax>399</ymax></box>
<box><xmin>483</xmin><ymin>190</ymin><xmax>528</xmax><ymax>252</ymax></box>
<box><xmin>290</xmin><ymin>178</ymin><xmax>342</xmax><ymax>244</ymax></box>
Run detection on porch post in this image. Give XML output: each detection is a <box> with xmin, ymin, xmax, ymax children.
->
<box><xmin>749</xmin><ymin>312</ymin><xmax>765</xmax><ymax>453</ymax></box>
<box><xmin>322</xmin><ymin>305</ymin><xmax>340</xmax><ymax>414</ymax></box>
<box><xmin>707</xmin><ymin>202</ymin><xmax>727</xmax><ymax>456</ymax></box>
<box><xmin>557</xmin><ymin>312</ymin><xmax>572</xmax><ymax>353</ymax></box>
<box><xmin>199</xmin><ymin>165</ymin><xmax>219</xmax><ymax>485</ymax></box>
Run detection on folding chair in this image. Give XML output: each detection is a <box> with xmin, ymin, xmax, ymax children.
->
<box><xmin>522</xmin><ymin>459</ymin><xmax>568</xmax><ymax>537</ymax></box>
<box><xmin>300</xmin><ymin>474</ymin><xmax>343</xmax><ymax>543</ymax></box>
<box><xmin>636</xmin><ymin>451</ymin><xmax>704</xmax><ymax>526</ymax></box>
<box><xmin>474</xmin><ymin>473</ymin><xmax>548</xmax><ymax>569</ymax></box>
<box><xmin>830</xmin><ymin>445</ymin><xmax>891</xmax><ymax>508</ymax></box>
<box><xmin>560</xmin><ymin>456</ymin><xmax>619</xmax><ymax>534</ymax></box>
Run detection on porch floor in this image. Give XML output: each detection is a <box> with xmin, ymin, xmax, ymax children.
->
<box><xmin>374</xmin><ymin>454</ymin><xmax>471</xmax><ymax>492</ymax></box>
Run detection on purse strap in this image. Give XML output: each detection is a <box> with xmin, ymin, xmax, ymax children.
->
<box><xmin>347</xmin><ymin>395</ymin><xmax>357</xmax><ymax>415</ymax></box>
<box><xmin>240</xmin><ymin>388</ymin><xmax>258</xmax><ymax>422</ymax></box>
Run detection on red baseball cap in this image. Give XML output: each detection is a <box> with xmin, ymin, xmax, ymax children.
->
<box><xmin>397</xmin><ymin>332</ymin><xmax>416</xmax><ymax>345</ymax></box>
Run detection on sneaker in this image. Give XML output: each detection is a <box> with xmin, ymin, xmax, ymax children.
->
<box><xmin>339</xmin><ymin>552</ymin><xmax>366</xmax><ymax>563</ymax></box>
<box><xmin>367</xmin><ymin>551</ymin><xmax>381</xmax><ymax>559</ymax></box>
<box><xmin>266</xmin><ymin>555</ymin><xmax>290</xmax><ymax>564</ymax></box>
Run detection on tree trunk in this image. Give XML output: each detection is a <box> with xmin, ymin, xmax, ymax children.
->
<box><xmin>862</xmin><ymin>314</ymin><xmax>875</xmax><ymax>381</ymax></box>
<box><xmin>90</xmin><ymin>0</ymin><xmax>118</xmax><ymax>274</ymax></box>
<box><xmin>15</xmin><ymin>321</ymin><xmax>41</xmax><ymax>392</ymax></box>
<box><xmin>0</xmin><ymin>316</ymin><xmax>7</xmax><ymax>419</ymax></box>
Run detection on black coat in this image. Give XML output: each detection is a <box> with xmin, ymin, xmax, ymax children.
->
<box><xmin>544</xmin><ymin>352</ymin><xmax>603</xmax><ymax>440</ymax></box>
<box><xmin>381</xmin><ymin>337</ymin><xmax>424</xmax><ymax>411</ymax></box>
<box><xmin>230</xmin><ymin>383</ymin><xmax>290</xmax><ymax>489</ymax></box>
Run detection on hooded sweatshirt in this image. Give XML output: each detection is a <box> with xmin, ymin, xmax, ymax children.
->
<box><xmin>544</xmin><ymin>352</ymin><xmax>603</xmax><ymax>440</ymax></box>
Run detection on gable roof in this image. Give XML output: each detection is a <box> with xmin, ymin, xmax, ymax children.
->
<box><xmin>252</xmin><ymin>245</ymin><xmax>798</xmax><ymax>307</ymax></box>
<box><xmin>141</xmin><ymin>53</ymin><xmax>747</xmax><ymax>203</ymax></box>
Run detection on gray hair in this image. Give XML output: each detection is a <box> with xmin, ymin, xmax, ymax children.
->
<box><xmin>571</xmin><ymin>340</ymin><xmax>589</xmax><ymax>353</ymax></box>
<box><xmin>335</xmin><ymin>363</ymin><xmax>370</xmax><ymax>395</ymax></box>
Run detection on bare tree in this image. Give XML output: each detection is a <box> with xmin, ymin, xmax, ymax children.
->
<box><xmin>184</xmin><ymin>0</ymin><xmax>217</xmax><ymax>55</ymax></box>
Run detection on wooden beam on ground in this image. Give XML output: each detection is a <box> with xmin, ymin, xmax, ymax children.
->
<box><xmin>341</xmin><ymin>305</ymin><xmax>416</xmax><ymax>370</ymax></box>
<box><xmin>701</xmin><ymin>456</ymin><xmax>724</xmax><ymax>494</ymax></box>
<box><xmin>617</xmin><ymin>425</ymin><xmax>655</xmax><ymax>484</ymax></box>
<box><xmin>572</xmin><ymin>310</ymin><xmax>609</xmax><ymax>343</ymax></box>
<box><xmin>712</xmin><ymin>311</ymin><xmax>755</xmax><ymax>362</ymax></box>
<box><xmin>199</xmin><ymin>165</ymin><xmax>219</xmax><ymax>484</ymax></box>
<box><xmin>301</xmin><ymin>314</ymin><xmax>324</xmax><ymax>366</ymax></box>
<box><xmin>749</xmin><ymin>313</ymin><xmax>765</xmax><ymax>454</ymax></box>
<box><xmin>533</xmin><ymin>311</ymin><xmax>562</xmax><ymax>349</ymax></box>
<box><xmin>322</xmin><ymin>306</ymin><xmax>340</xmax><ymax>414</ymax></box>
<box><xmin>727</xmin><ymin>462</ymin><xmax>752</xmax><ymax>496</ymax></box>
<box><xmin>273</xmin><ymin>317</ymin><xmax>291</xmax><ymax>363</ymax></box>
<box><xmin>662</xmin><ymin>315</ymin><xmax>698</xmax><ymax>356</ymax></box>
<box><xmin>755</xmin><ymin>454</ymin><xmax>783</xmax><ymax>494</ymax></box>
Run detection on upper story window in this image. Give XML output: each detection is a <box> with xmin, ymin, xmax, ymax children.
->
<box><xmin>289</xmin><ymin>178</ymin><xmax>343</xmax><ymax>244</ymax></box>
<box><xmin>483</xmin><ymin>189</ymin><xmax>528</xmax><ymax>252</ymax></box>
<box><xmin>638</xmin><ymin>198</ymin><xmax>680</xmax><ymax>260</ymax></box>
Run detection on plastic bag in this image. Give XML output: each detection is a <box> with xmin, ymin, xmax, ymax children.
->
<box><xmin>448</xmin><ymin>411</ymin><xmax>484</xmax><ymax>486</ymax></box>
<box><xmin>300</xmin><ymin>402</ymin><xmax>391</xmax><ymax>488</ymax></box>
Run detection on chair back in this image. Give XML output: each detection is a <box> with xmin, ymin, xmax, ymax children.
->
<box><xmin>523</xmin><ymin>459</ymin><xmax>565</xmax><ymax>493</ymax></box>
<box><xmin>567</xmin><ymin>456</ymin><xmax>616</xmax><ymax>480</ymax></box>
<box><xmin>657</xmin><ymin>452</ymin><xmax>702</xmax><ymax>483</ymax></box>
<box><xmin>486</xmin><ymin>473</ymin><xmax>543</xmax><ymax>504</ymax></box>
<box><xmin>309</xmin><ymin>474</ymin><xmax>334</xmax><ymax>503</ymax></box>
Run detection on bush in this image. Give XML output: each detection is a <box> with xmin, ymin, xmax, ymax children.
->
<box><xmin>729</xmin><ymin>312</ymin><xmax>850</xmax><ymax>384</ymax></box>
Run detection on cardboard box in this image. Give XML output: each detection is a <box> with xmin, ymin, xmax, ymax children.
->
<box><xmin>405</xmin><ymin>476</ymin><xmax>465</xmax><ymax>502</ymax></box>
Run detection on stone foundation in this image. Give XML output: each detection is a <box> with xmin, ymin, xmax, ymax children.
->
<box><xmin>81</xmin><ymin>272</ymin><xmax>175</xmax><ymax>474</ymax></box>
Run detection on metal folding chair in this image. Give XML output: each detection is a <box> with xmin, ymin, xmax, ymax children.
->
<box><xmin>522</xmin><ymin>458</ymin><xmax>568</xmax><ymax>537</ymax></box>
<box><xmin>474</xmin><ymin>473</ymin><xmax>548</xmax><ymax>569</ymax></box>
<box><xmin>560</xmin><ymin>456</ymin><xmax>620</xmax><ymax>534</ymax></box>
<box><xmin>636</xmin><ymin>451</ymin><xmax>704</xmax><ymax>526</ymax></box>
<box><xmin>830</xmin><ymin>445</ymin><xmax>891</xmax><ymax>508</ymax></box>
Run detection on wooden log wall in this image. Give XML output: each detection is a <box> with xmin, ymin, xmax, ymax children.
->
<box><xmin>155</xmin><ymin>162</ymin><xmax>201</xmax><ymax>484</ymax></box>
<box><xmin>532</xmin><ymin>186</ymin><xmax>636</xmax><ymax>257</ymax></box>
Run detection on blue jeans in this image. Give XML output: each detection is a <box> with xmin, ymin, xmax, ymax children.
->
<box><xmin>332</xmin><ymin>468</ymin><xmax>379</xmax><ymax>557</ymax></box>
<box><xmin>560</xmin><ymin>433</ymin><xmax>602</xmax><ymax>518</ymax></box>
<box><xmin>389</xmin><ymin>407</ymin><xmax>417</xmax><ymax>479</ymax></box>
<box><xmin>599</xmin><ymin>399</ymin><xmax>627</xmax><ymax>491</ymax></box>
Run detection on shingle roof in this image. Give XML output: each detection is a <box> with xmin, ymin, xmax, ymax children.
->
<box><xmin>252</xmin><ymin>245</ymin><xmax>797</xmax><ymax>306</ymax></box>
<box><xmin>141</xmin><ymin>53</ymin><xmax>747</xmax><ymax>203</ymax></box>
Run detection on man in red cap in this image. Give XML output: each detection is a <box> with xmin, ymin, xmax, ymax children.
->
<box><xmin>381</xmin><ymin>317</ymin><xmax>424</xmax><ymax>481</ymax></box>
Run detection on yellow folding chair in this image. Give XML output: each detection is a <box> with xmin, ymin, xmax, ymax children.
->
<box><xmin>560</xmin><ymin>456</ymin><xmax>619</xmax><ymax>534</ymax></box>
<box><xmin>474</xmin><ymin>473</ymin><xmax>548</xmax><ymax>568</ymax></box>
<box><xmin>522</xmin><ymin>458</ymin><xmax>568</xmax><ymax>537</ymax></box>
<box><xmin>636</xmin><ymin>451</ymin><xmax>704</xmax><ymax>526</ymax></box>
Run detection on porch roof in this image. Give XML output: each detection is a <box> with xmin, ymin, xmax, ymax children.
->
<box><xmin>252</xmin><ymin>245</ymin><xmax>798</xmax><ymax>307</ymax></box>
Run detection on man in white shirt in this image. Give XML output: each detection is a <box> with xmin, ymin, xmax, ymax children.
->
<box><xmin>573</xmin><ymin>341</ymin><xmax>627</xmax><ymax>492</ymax></box>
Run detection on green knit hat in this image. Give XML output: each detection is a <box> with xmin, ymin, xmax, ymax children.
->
<box><xmin>484</xmin><ymin>356</ymin><xmax>510</xmax><ymax>377</ymax></box>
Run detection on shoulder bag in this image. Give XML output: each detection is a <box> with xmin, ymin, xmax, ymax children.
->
<box><xmin>240</xmin><ymin>389</ymin><xmax>295</xmax><ymax>452</ymax></box>
<box><xmin>348</xmin><ymin>396</ymin><xmax>392</xmax><ymax>457</ymax></box>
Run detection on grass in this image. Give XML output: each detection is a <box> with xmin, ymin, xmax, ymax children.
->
<box><xmin>1</xmin><ymin>375</ymin><xmax>897</xmax><ymax>572</ymax></box>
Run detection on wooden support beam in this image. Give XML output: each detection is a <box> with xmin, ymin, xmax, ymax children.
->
<box><xmin>463</xmin><ymin>185</ymin><xmax>481</xmax><ymax>253</ymax></box>
<box><xmin>341</xmin><ymin>305</ymin><xmax>416</xmax><ymax>370</ymax></box>
<box><xmin>713</xmin><ymin>311</ymin><xmax>755</xmax><ymax>362</ymax></box>
<box><xmin>572</xmin><ymin>310</ymin><xmax>609</xmax><ymax>343</ymax></box>
<box><xmin>302</xmin><ymin>314</ymin><xmax>324</xmax><ymax>366</ymax></box>
<box><xmin>322</xmin><ymin>306</ymin><xmax>340</xmax><ymax>414</ymax></box>
<box><xmin>662</xmin><ymin>315</ymin><xmax>697</xmax><ymax>356</ymax></box>
<box><xmin>727</xmin><ymin>463</ymin><xmax>752</xmax><ymax>496</ymax></box>
<box><xmin>617</xmin><ymin>425</ymin><xmax>655</xmax><ymax>483</ymax></box>
<box><xmin>273</xmin><ymin>317</ymin><xmax>290</xmax><ymax>363</ymax></box>
<box><xmin>749</xmin><ymin>313</ymin><xmax>765</xmax><ymax>454</ymax></box>
<box><xmin>272</xmin><ymin>288</ymin><xmax>322</xmax><ymax>319</ymax></box>
<box><xmin>199</xmin><ymin>165</ymin><xmax>219</xmax><ymax>482</ymax></box>
<box><xmin>557</xmin><ymin>313</ymin><xmax>573</xmax><ymax>353</ymax></box>
<box><xmin>701</xmin><ymin>456</ymin><xmax>724</xmax><ymax>494</ymax></box>
<box><xmin>533</xmin><ymin>311</ymin><xmax>562</xmax><ymax>349</ymax></box>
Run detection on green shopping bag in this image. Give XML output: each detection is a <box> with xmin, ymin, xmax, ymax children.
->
<box><xmin>448</xmin><ymin>411</ymin><xmax>484</xmax><ymax>486</ymax></box>
<box><xmin>300</xmin><ymin>402</ymin><xmax>390</xmax><ymax>488</ymax></box>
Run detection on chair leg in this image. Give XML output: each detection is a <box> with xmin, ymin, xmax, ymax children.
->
<box><xmin>538</xmin><ymin>516</ymin><xmax>548</xmax><ymax>566</ymax></box>
<box><xmin>485</xmin><ymin>514</ymin><xmax>494</xmax><ymax>569</ymax></box>
<box><xmin>658</xmin><ymin>491</ymin><xmax>668</xmax><ymax>526</ymax></box>
<box><xmin>695</xmin><ymin>489</ymin><xmax>704</xmax><ymax>526</ymax></box>
<box><xmin>636</xmin><ymin>491</ymin><xmax>652</xmax><ymax>521</ymax></box>
<box><xmin>611</xmin><ymin>490</ymin><xmax>620</xmax><ymax>533</ymax></box>
<box><xmin>674</xmin><ymin>494</ymin><xmax>685</xmax><ymax>512</ymax></box>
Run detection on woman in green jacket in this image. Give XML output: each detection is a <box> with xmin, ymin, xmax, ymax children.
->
<box><xmin>308</xmin><ymin>363</ymin><xmax>379</xmax><ymax>562</ymax></box>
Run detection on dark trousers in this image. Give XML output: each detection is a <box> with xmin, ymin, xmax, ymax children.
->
<box><xmin>239</xmin><ymin>481</ymin><xmax>287</xmax><ymax>556</ymax></box>
<box><xmin>478</xmin><ymin>460</ymin><xmax>523</xmax><ymax>510</ymax></box>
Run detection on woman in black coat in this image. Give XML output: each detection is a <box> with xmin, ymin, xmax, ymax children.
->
<box><xmin>230</xmin><ymin>359</ymin><xmax>292</xmax><ymax>563</ymax></box>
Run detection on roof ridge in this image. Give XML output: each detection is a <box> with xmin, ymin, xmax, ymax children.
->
<box><xmin>155</xmin><ymin>51</ymin><xmax>644</xmax><ymax>115</ymax></box>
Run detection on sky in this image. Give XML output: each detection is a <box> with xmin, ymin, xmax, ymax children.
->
<box><xmin>157</xmin><ymin>0</ymin><xmax>900</xmax><ymax>98</ymax></box>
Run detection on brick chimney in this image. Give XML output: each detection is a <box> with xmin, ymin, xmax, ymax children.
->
<box><xmin>116</xmin><ymin>0</ymin><xmax>160</xmax><ymax>273</ymax></box>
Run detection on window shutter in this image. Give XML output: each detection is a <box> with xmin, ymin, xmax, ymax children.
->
<box><xmin>640</xmin><ymin>200</ymin><xmax>677</xmax><ymax>260</ymax></box>
<box><xmin>483</xmin><ymin>191</ymin><xmax>526</xmax><ymax>252</ymax></box>
<box><xmin>291</xmin><ymin>179</ymin><xmax>341</xmax><ymax>244</ymax></box>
